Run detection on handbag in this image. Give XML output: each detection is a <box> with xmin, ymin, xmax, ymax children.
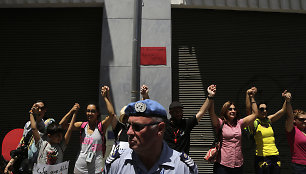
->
<box><xmin>204</xmin><ymin>121</ymin><xmax>224</xmax><ymax>163</ymax></box>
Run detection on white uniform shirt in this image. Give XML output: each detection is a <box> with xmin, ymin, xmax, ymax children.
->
<box><xmin>103</xmin><ymin>141</ymin><xmax>198</xmax><ymax>174</ymax></box>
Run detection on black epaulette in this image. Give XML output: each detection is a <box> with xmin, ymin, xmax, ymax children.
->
<box><xmin>180</xmin><ymin>152</ymin><xmax>196</xmax><ymax>172</ymax></box>
<box><xmin>105</xmin><ymin>147</ymin><xmax>121</xmax><ymax>165</ymax></box>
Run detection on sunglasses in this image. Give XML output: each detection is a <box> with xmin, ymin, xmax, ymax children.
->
<box><xmin>86</xmin><ymin>109</ymin><xmax>96</xmax><ymax>113</ymax></box>
<box><xmin>259</xmin><ymin>107</ymin><xmax>267</xmax><ymax>112</ymax></box>
<box><xmin>228</xmin><ymin>108</ymin><xmax>236</xmax><ymax>111</ymax></box>
<box><xmin>127</xmin><ymin>122</ymin><xmax>160</xmax><ymax>132</ymax></box>
<box><xmin>296</xmin><ymin>117</ymin><xmax>306</xmax><ymax>122</ymax></box>
<box><xmin>40</xmin><ymin>106</ymin><xmax>47</xmax><ymax>110</ymax></box>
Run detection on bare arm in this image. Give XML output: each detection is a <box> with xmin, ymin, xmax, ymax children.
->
<box><xmin>140</xmin><ymin>84</ymin><xmax>150</xmax><ymax>100</ymax></box>
<box><xmin>242</xmin><ymin>94</ymin><xmax>258</xmax><ymax>129</ymax></box>
<box><xmin>59</xmin><ymin>103</ymin><xmax>80</xmax><ymax>130</ymax></box>
<box><xmin>64</xmin><ymin>109</ymin><xmax>78</xmax><ymax>145</ymax></box>
<box><xmin>284</xmin><ymin>92</ymin><xmax>294</xmax><ymax>132</ymax></box>
<box><xmin>245</xmin><ymin>88</ymin><xmax>254</xmax><ymax>115</ymax></box>
<box><xmin>4</xmin><ymin>157</ymin><xmax>17</xmax><ymax>174</ymax></box>
<box><xmin>101</xmin><ymin>86</ymin><xmax>115</xmax><ymax>133</ymax></box>
<box><xmin>207</xmin><ymin>85</ymin><xmax>219</xmax><ymax>128</ymax></box>
<box><xmin>196</xmin><ymin>85</ymin><xmax>215</xmax><ymax>122</ymax></box>
<box><xmin>111</xmin><ymin>114</ymin><xmax>118</xmax><ymax>130</ymax></box>
<box><xmin>29</xmin><ymin>105</ymin><xmax>41</xmax><ymax>144</ymax></box>
<box><xmin>268</xmin><ymin>90</ymin><xmax>290</xmax><ymax>123</ymax></box>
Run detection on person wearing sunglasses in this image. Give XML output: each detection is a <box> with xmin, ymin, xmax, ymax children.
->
<box><xmin>4</xmin><ymin>101</ymin><xmax>55</xmax><ymax>174</ymax></box>
<box><xmin>208</xmin><ymin>85</ymin><xmax>258</xmax><ymax>174</ymax></box>
<box><xmin>286</xmin><ymin>105</ymin><xmax>306</xmax><ymax>173</ymax></box>
<box><xmin>246</xmin><ymin>89</ymin><xmax>291</xmax><ymax>174</ymax></box>
<box><xmin>103</xmin><ymin>99</ymin><xmax>198</xmax><ymax>174</ymax></box>
<box><xmin>59</xmin><ymin>86</ymin><xmax>114</xmax><ymax>174</ymax></box>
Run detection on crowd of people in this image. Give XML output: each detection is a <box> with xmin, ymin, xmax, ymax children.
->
<box><xmin>2</xmin><ymin>84</ymin><xmax>306</xmax><ymax>174</ymax></box>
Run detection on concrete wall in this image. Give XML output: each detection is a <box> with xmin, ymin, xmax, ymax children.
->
<box><xmin>100</xmin><ymin>0</ymin><xmax>172</xmax><ymax>117</ymax></box>
<box><xmin>99</xmin><ymin>0</ymin><xmax>172</xmax><ymax>163</ymax></box>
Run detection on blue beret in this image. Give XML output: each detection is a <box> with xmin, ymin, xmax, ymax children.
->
<box><xmin>125</xmin><ymin>99</ymin><xmax>167</xmax><ymax>119</ymax></box>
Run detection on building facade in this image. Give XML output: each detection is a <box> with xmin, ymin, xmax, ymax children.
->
<box><xmin>1</xmin><ymin>0</ymin><xmax>306</xmax><ymax>173</ymax></box>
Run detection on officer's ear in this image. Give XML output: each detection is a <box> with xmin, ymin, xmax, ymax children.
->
<box><xmin>157</xmin><ymin>122</ymin><xmax>165</xmax><ymax>136</ymax></box>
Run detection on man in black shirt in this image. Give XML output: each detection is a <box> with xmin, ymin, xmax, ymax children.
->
<box><xmin>163</xmin><ymin>89</ymin><xmax>215</xmax><ymax>154</ymax></box>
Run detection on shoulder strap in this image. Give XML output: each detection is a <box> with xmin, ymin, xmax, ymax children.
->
<box><xmin>97</xmin><ymin>122</ymin><xmax>103</xmax><ymax>133</ymax></box>
<box><xmin>253</xmin><ymin>119</ymin><xmax>260</xmax><ymax>133</ymax></box>
<box><xmin>212</xmin><ymin>121</ymin><xmax>224</xmax><ymax>145</ymax></box>
<box><xmin>81</xmin><ymin>121</ymin><xmax>88</xmax><ymax>129</ymax></box>
<box><xmin>80</xmin><ymin>122</ymin><xmax>88</xmax><ymax>141</ymax></box>
<box><xmin>217</xmin><ymin>121</ymin><xmax>225</xmax><ymax>138</ymax></box>
<box><xmin>180</xmin><ymin>152</ymin><xmax>196</xmax><ymax>173</ymax></box>
<box><xmin>105</xmin><ymin>146</ymin><xmax>121</xmax><ymax>165</ymax></box>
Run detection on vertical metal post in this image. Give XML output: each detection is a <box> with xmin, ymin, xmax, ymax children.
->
<box><xmin>131</xmin><ymin>0</ymin><xmax>142</xmax><ymax>102</ymax></box>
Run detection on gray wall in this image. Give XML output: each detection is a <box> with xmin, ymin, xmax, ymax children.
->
<box><xmin>99</xmin><ymin>0</ymin><xmax>172</xmax><ymax>162</ymax></box>
<box><xmin>99</xmin><ymin>0</ymin><xmax>172</xmax><ymax>116</ymax></box>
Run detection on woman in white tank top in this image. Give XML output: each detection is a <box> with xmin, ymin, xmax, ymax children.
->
<box><xmin>59</xmin><ymin>86</ymin><xmax>115</xmax><ymax>174</ymax></box>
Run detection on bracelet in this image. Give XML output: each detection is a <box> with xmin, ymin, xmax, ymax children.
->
<box><xmin>208</xmin><ymin>96</ymin><xmax>214</xmax><ymax>99</ymax></box>
<box><xmin>251</xmin><ymin>101</ymin><xmax>256</xmax><ymax>104</ymax></box>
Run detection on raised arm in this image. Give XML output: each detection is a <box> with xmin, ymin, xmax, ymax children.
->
<box><xmin>242</xmin><ymin>87</ymin><xmax>258</xmax><ymax>129</ymax></box>
<box><xmin>207</xmin><ymin>85</ymin><xmax>219</xmax><ymax>128</ymax></box>
<box><xmin>29</xmin><ymin>104</ymin><xmax>41</xmax><ymax>144</ymax></box>
<box><xmin>140</xmin><ymin>84</ymin><xmax>150</xmax><ymax>100</ymax></box>
<box><xmin>245</xmin><ymin>87</ymin><xmax>256</xmax><ymax>115</ymax></box>
<box><xmin>284</xmin><ymin>92</ymin><xmax>294</xmax><ymax>132</ymax></box>
<box><xmin>196</xmin><ymin>85</ymin><xmax>215</xmax><ymax>122</ymax></box>
<box><xmin>101</xmin><ymin>86</ymin><xmax>115</xmax><ymax>133</ymax></box>
<box><xmin>268</xmin><ymin>90</ymin><xmax>291</xmax><ymax>123</ymax></box>
<box><xmin>64</xmin><ymin>107</ymin><xmax>79</xmax><ymax>145</ymax></box>
<box><xmin>59</xmin><ymin>103</ymin><xmax>80</xmax><ymax>131</ymax></box>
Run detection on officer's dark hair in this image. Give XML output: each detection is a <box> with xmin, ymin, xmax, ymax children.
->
<box><xmin>46</xmin><ymin>122</ymin><xmax>64</xmax><ymax>136</ymax></box>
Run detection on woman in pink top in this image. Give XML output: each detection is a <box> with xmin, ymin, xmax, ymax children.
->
<box><xmin>207</xmin><ymin>85</ymin><xmax>258</xmax><ymax>174</ymax></box>
<box><xmin>286</xmin><ymin>103</ymin><xmax>306</xmax><ymax>174</ymax></box>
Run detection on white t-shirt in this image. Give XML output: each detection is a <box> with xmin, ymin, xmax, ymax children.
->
<box><xmin>36</xmin><ymin>138</ymin><xmax>66</xmax><ymax>165</ymax></box>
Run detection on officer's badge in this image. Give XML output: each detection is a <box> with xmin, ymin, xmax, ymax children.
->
<box><xmin>135</xmin><ymin>102</ymin><xmax>146</xmax><ymax>112</ymax></box>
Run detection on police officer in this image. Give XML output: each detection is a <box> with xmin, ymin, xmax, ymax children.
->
<box><xmin>103</xmin><ymin>99</ymin><xmax>198</xmax><ymax>174</ymax></box>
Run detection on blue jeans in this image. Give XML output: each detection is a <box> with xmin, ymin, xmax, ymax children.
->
<box><xmin>214</xmin><ymin>163</ymin><xmax>243</xmax><ymax>174</ymax></box>
<box><xmin>291</xmin><ymin>163</ymin><xmax>306</xmax><ymax>174</ymax></box>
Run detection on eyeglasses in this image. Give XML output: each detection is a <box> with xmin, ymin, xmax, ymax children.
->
<box><xmin>259</xmin><ymin>107</ymin><xmax>267</xmax><ymax>112</ymax></box>
<box><xmin>228</xmin><ymin>108</ymin><xmax>236</xmax><ymax>111</ymax></box>
<box><xmin>86</xmin><ymin>109</ymin><xmax>96</xmax><ymax>113</ymax></box>
<box><xmin>296</xmin><ymin>117</ymin><xmax>306</xmax><ymax>122</ymax></box>
<box><xmin>127</xmin><ymin>122</ymin><xmax>160</xmax><ymax>132</ymax></box>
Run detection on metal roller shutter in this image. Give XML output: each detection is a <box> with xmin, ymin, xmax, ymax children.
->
<box><xmin>172</xmin><ymin>8</ymin><xmax>306</xmax><ymax>174</ymax></box>
<box><xmin>0</xmin><ymin>8</ymin><xmax>102</xmax><ymax>173</ymax></box>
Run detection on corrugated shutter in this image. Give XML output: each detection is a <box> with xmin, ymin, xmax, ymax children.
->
<box><xmin>172</xmin><ymin>8</ymin><xmax>306</xmax><ymax>174</ymax></box>
<box><xmin>0</xmin><ymin>8</ymin><xmax>102</xmax><ymax>173</ymax></box>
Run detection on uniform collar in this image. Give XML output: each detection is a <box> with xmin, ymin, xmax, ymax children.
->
<box><xmin>124</xmin><ymin>141</ymin><xmax>176</xmax><ymax>169</ymax></box>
